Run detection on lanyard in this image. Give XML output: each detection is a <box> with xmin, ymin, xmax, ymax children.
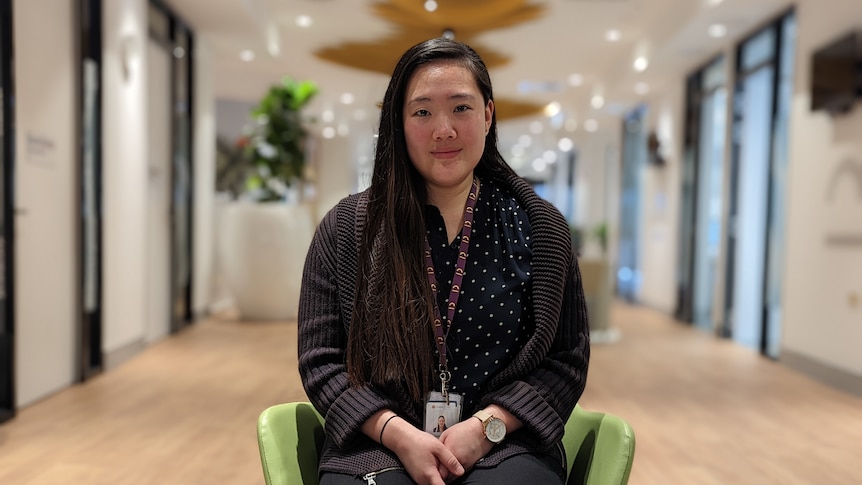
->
<box><xmin>423</xmin><ymin>176</ymin><xmax>479</xmax><ymax>400</ymax></box>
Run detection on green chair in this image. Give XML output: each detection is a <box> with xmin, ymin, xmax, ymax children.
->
<box><xmin>258</xmin><ymin>402</ymin><xmax>635</xmax><ymax>485</ymax></box>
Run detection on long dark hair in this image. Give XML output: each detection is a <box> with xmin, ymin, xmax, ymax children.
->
<box><xmin>347</xmin><ymin>37</ymin><xmax>517</xmax><ymax>403</ymax></box>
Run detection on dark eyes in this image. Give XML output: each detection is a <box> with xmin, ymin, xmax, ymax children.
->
<box><xmin>413</xmin><ymin>105</ymin><xmax>471</xmax><ymax>117</ymax></box>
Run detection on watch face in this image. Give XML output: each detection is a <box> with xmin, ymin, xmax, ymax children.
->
<box><xmin>486</xmin><ymin>417</ymin><xmax>506</xmax><ymax>442</ymax></box>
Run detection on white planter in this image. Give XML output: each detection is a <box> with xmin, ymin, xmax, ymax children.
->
<box><xmin>218</xmin><ymin>201</ymin><xmax>314</xmax><ymax>321</ymax></box>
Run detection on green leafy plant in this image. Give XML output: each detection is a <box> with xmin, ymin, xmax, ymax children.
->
<box><xmin>244</xmin><ymin>76</ymin><xmax>318</xmax><ymax>202</ymax></box>
<box><xmin>569</xmin><ymin>222</ymin><xmax>609</xmax><ymax>256</ymax></box>
<box><xmin>593</xmin><ymin>222</ymin><xmax>608</xmax><ymax>254</ymax></box>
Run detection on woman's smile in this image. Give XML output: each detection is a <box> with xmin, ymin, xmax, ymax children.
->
<box><xmin>431</xmin><ymin>147</ymin><xmax>462</xmax><ymax>159</ymax></box>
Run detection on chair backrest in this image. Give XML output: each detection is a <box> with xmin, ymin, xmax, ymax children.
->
<box><xmin>258</xmin><ymin>402</ymin><xmax>326</xmax><ymax>485</ymax></box>
<box><xmin>257</xmin><ymin>402</ymin><xmax>635</xmax><ymax>485</ymax></box>
<box><xmin>562</xmin><ymin>405</ymin><xmax>636</xmax><ymax>485</ymax></box>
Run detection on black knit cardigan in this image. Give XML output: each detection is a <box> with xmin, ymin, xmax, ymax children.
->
<box><xmin>297</xmin><ymin>173</ymin><xmax>590</xmax><ymax>477</ymax></box>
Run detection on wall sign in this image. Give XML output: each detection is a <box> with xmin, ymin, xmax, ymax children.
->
<box><xmin>26</xmin><ymin>132</ymin><xmax>56</xmax><ymax>168</ymax></box>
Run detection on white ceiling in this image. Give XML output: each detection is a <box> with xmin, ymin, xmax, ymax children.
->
<box><xmin>165</xmin><ymin>0</ymin><xmax>792</xmax><ymax>149</ymax></box>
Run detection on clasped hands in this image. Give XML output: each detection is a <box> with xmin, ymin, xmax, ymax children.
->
<box><xmin>387</xmin><ymin>416</ymin><xmax>494</xmax><ymax>485</ymax></box>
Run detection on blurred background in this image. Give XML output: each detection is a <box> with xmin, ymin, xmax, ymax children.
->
<box><xmin>0</xmin><ymin>1</ymin><xmax>860</xmax><ymax>481</ymax></box>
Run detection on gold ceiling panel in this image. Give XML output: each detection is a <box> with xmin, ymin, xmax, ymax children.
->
<box><xmin>493</xmin><ymin>98</ymin><xmax>546</xmax><ymax>121</ymax></box>
<box><xmin>373</xmin><ymin>0</ymin><xmax>546</xmax><ymax>37</ymax></box>
<box><xmin>315</xmin><ymin>30</ymin><xmax>512</xmax><ymax>75</ymax></box>
<box><xmin>314</xmin><ymin>0</ymin><xmax>548</xmax><ymax>121</ymax></box>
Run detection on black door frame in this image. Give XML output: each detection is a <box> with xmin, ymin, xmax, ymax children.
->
<box><xmin>0</xmin><ymin>0</ymin><xmax>15</xmax><ymax>424</ymax></box>
<box><xmin>675</xmin><ymin>71</ymin><xmax>703</xmax><ymax>324</ymax></box>
<box><xmin>675</xmin><ymin>55</ymin><xmax>725</xmax><ymax>326</ymax></box>
<box><xmin>76</xmin><ymin>0</ymin><xmax>103</xmax><ymax>381</ymax></box>
<box><xmin>150</xmin><ymin>0</ymin><xmax>194</xmax><ymax>333</ymax></box>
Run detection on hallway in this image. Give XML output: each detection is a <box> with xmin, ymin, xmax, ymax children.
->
<box><xmin>0</xmin><ymin>302</ymin><xmax>859</xmax><ymax>484</ymax></box>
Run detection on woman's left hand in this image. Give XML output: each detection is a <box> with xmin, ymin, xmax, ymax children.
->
<box><xmin>438</xmin><ymin>417</ymin><xmax>494</xmax><ymax>472</ymax></box>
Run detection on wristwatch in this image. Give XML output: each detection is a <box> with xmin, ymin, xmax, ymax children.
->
<box><xmin>473</xmin><ymin>410</ymin><xmax>506</xmax><ymax>443</ymax></box>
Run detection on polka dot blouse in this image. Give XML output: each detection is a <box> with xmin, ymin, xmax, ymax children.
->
<box><xmin>424</xmin><ymin>178</ymin><xmax>534</xmax><ymax>411</ymax></box>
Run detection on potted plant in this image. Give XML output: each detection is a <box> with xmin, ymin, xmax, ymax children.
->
<box><xmin>244</xmin><ymin>77</ymin><xmax>318</xmax><ymax>202</ymax></box>
<box><xmin>217</xmin><ymin>76</ymin><xmax>319</xmax><ymax>321</ymax></box>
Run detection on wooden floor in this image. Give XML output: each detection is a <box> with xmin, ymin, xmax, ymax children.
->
<box><xmin>1</xmin><ymin>302</ymin><xmax>860</xmax><ymax>484</ymax></box>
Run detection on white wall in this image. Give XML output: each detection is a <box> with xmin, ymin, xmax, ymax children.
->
<box><xmin>215</xmin><ymin>98</ymin><xmax>254</xmax><ymax>143</ymax></box>
<box><xmin>102</xmin><ymin>0</ymin><xmax>149</xmax><ymax>361</ymax></box>
<box><xmin>309</xmin><ymin>133</ymin><xmax>365</xmax><ymax>222</ymax></box>
<box><xmin>13</xmin><ymin>0</ymin><xmax>77</xmax><ymax>406</ymax></box>
<box><xmin>574</xmin><ymin>127</ymin><xmax>621</xmax><ymax>259</ymax></box>
<box><xmin>781</xmin><ymin>0</ymin><xmax>862</xmax><ymax>376</ymax></box>
<box><xmin>638</xmin><ymin>87</ymin><xmax>685</xmax><ymax>314</ymax></box>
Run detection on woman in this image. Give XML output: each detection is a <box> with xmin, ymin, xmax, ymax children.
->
<box><xmin>298</xmin><ymin>37</ymin><xmax>590</xmax><ymax>485</ymax></box>
<box><xmin>433</xmin><ymin>416</ymin><xmax>447</xmax><ymax>434</ymax></box>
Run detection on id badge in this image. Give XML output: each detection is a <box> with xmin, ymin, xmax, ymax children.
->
<box><xmin>424</xmin><ymin>391</ymin><xmax>462</xmax><ymax>437</ymax></box>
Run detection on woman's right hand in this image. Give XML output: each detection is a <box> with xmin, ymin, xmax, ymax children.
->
<box><xmin>386</xmin><ymin>419</ymin><xmax>465</xmax><ymax>485</ymax></box>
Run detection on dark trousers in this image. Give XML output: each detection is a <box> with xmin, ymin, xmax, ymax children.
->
<box><xmin>320</xmin><ymin>452</ymin><xmax>565</xmax><ymax>485</ymax></box>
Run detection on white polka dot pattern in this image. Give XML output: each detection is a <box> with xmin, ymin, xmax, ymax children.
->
<box><xmin>425</xmin><ymin>179</ymin><xmax>533</xmax><ymax>410</ymax></box>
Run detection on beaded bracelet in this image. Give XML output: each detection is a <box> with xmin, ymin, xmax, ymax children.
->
<box><xmin>379</xmin><ymin>414</ymin><xmax>398</xmax><ymax>446</ymax></box>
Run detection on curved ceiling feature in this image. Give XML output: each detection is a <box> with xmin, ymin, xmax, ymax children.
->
<box><xmin>314</xmin><ymin>31</ymin><xmax>512</xmax><ymax>76</ymax></box>
<box><xmin>492</xmin><ymin>98</ymin><xmax>547</xmax><ymax>121</ymax></box>
<box><xmin>372</xmin><ymin>0</ymin><xmax>546</xmax><ymax>37</ymax></box>
<box><xmin>313</xmin><ymin>0</ymin><xmax>547</xmax><ymax>121</ymax></box>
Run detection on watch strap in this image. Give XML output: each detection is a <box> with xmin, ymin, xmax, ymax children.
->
<box><xmin>473</xmin><ymin>410</ymin><xmax>492</xmax><ymax>424</ymax></box>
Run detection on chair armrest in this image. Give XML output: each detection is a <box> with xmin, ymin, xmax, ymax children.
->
<box><xmin>563</xmin><ymin>405</ymin><xmax>636</xmax><ymax>485</ymax></box>
<box><xmin>258</xmin><ymin>402</ymin><xmax>326</xmax><ymax>485</ymax></box>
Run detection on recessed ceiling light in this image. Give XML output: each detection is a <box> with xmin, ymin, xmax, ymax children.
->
<box><xmin>708</xmin><ymin>24</ymin><xmax>727</xmax><ymax>38</ymax></box>
<box><xmin>322</xmin><ymin>110</ymin><xmax>335</xmax><ymax>123</ymax></box>
<box><xmin>568</xmin><ymin>73</ymin><xmax>584</xmax><ymax>87</ymax></box>
<box><xmin>424</xmin><ymin>0</ymin><xmax>438</xmax><ymax>12</ymax></box>
<box><xmin>558</xmin><ymin>137</ymin><xmax>574</xmax><ymax>152</ymax></box>
<box><xmin>706</xmin><ymin>0</ymin><xmax>724</xmax><ymax>6</ymax></box>
<box><xmin>543</xmin><ymin>150</ymin><xmax>558</xmax><ymax>164</ymax></box>
<box><xmin>322</xmin><ymin>126</ymin><xmax>336</xmax><ymax>139</ymax></box>
<box><xmin>240</xmin><ymin>49</ymin><xmax>255</xmax><ymax>62</ymax></box>
<box><xmin>532</xmin><ymin>158</ymin><xmax>548</xmax><ymax>173</ymax></box>
<box><xmin>544</xmin><ymin>102</ymin><xmax>562</xmax><ymax>117</ymax></box>
<box><xmin>591</xmin><ymin>95</ymin><xmax>605</xmax><ymax>109</ymax></box>
<box><xmin>633</xmin><ymin>56</ymin><xmax>649</xmax><ymax>72</ymax></box>
<box><xmin>635</xmin><ymin>82</ymin><xmax>650</xmax><ymax>95</ymax></box>
<box><xmin>605</xmin><ymin>29</ymin><xmax>622</xmax><ymax>42</ymax></box>
<box><xmin>295</xmin><ymin>15</ymin><xmax>313</xmax><ymax>28</ymax></box>
<box><xmin>340</xmin><ymin>92</ymin><xmax>355</xmax><ymax>105</ymax></box>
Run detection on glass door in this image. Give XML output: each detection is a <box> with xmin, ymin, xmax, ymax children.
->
<box><xmin>724</xmin><ymin>11</ymin><xmax>795</xmax><ymax>357</ymax></box>
<box><xmin>676</xmin><ymin>56</ymin><xmax>727</xmax><ymax>329</ymax></box>
<box><xmin>762</xmin><ymin>14</ymin><xmax>795</xmax><ymax>358</ymax></box>
<box><xmin>729</xmin><ymin>64</ymin><xmax>773</xmax><ymax>349</ymax></box>
<box><xmin>149</xmin><ymin>2</ymin><xmax>194</xmax><ymax>334</ymax></box>
<box><xmin>692</xmin><ymin>62</ymin><xmax>727</xmax><ymax>330</ymax></box>
<box><xmin>617</xmin><ymin>106</ymin><xmax>646</xmax><ymax>301</ymax></box>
